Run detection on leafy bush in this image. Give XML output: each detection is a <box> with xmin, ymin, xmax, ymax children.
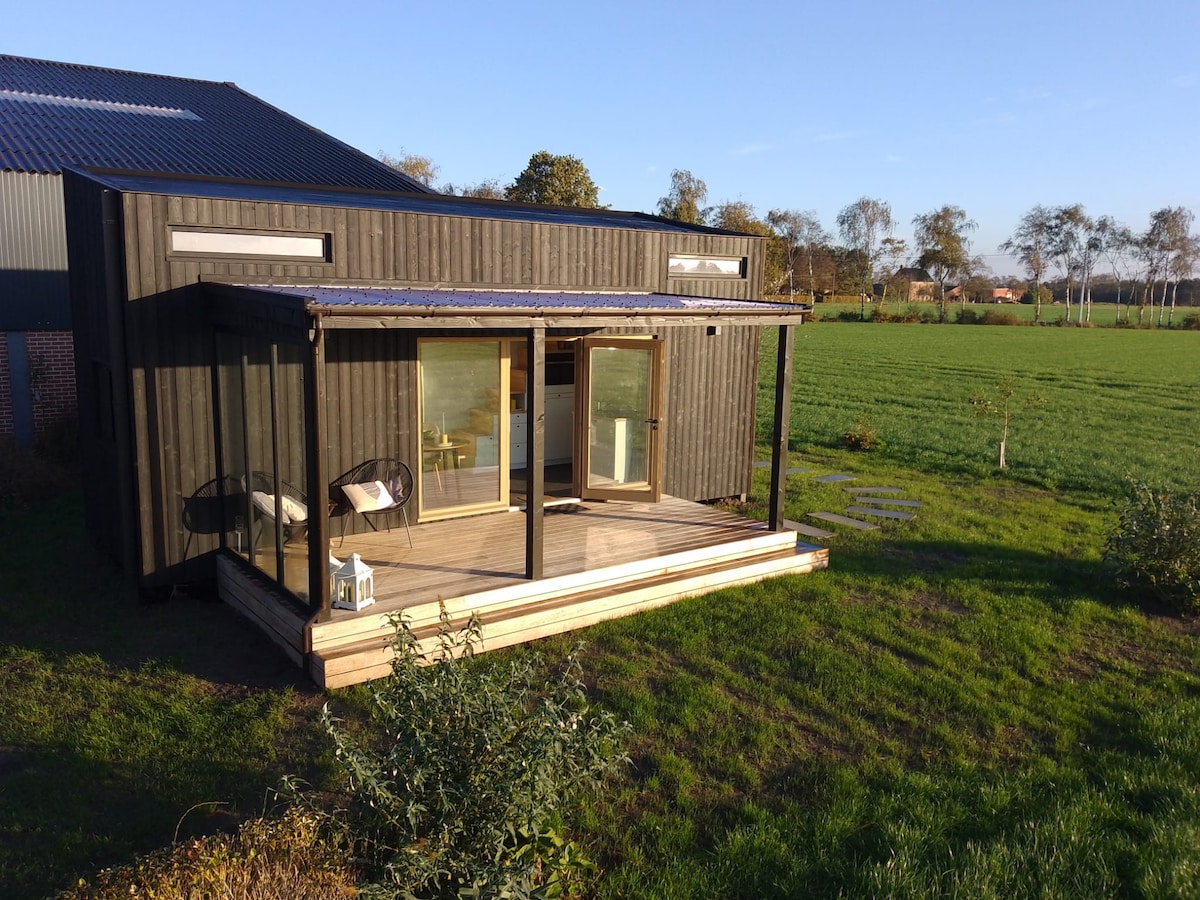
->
<box><xmin>293</xmin><ymin>609</ymin><xmax>630</xmax><ymax>899</ymax></box>
<box><xmin>956</xmin><ymin>307</ymin><xmax>1023</xmax><ymax>326</ymax></box>
<box><xmin>57</xmin><ymin>808</ymin><xmax>354</xmax><ymax>900</ymax></box>
<box><xmin>843</xmin><ymin>418</ymin><xmax>883</xmax><ymax>452</ymax></box>
<box><xmin>1179</xmin><ymin>311</ymin><xmax>1200</xmax><ymax>330</ymax></box>
<box><xmin>1105</xmin><ymin>483</ymin><xmax>1200</xmax><ymax>613</ymax></box>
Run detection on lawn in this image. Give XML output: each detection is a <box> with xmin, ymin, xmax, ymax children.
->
<box><xmin>2</xmin><ymin>324</ymin><xmax>1199</xmax><ymax>898</ymax></box>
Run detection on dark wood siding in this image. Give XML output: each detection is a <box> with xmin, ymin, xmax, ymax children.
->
<box><xmin>602</xmin><ymin>325</ymin><xmax>760</xmax><ymax>502</ymax></box>
<box><xmin>123</xmin><ymin>196</ymin><xmax>762</xmax><ymax>301</ymax></box>
<box><xmin>103</xmin><ymin>187</ymin><xmax>770</xmax><ymax>586</ymax></box>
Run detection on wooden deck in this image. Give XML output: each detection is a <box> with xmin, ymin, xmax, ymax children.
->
<box><xmin>219</xmin><ymin>496</ymin><xmax>828</xmax><ymax>688</ymax></box>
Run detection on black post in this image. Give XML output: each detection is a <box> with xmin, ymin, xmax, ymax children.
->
<box><xmin>305</xmin><ymin>313</ymin><xmax>329</xmax><ymax>620</ymax></box>
<box><xmin>525</xmin><ymin>327</ymin><xmax>545</xmax><ymax>579</ymax></box>
<box><xmin>768</xmin><ymin>324</ymin><xmax>794</xmax><ymax>531</ymax></box>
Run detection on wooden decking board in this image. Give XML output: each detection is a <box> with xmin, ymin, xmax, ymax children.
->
<box><xmin>845</xmin><ymin>506</ymin><xmax>915</xmax><ymax>520</ymax></box>
<box><xmin>809</xmin><ymin>512</ymin><xmax>879</xmax><ymax>530</ymax></box>
<box><xmin>784</xmin><ymin>519</ymin><xmax>835</xmax><ymax>539</ymax></box>
<box><xmin>843</xmin><ymin>486</ymin><xmax>903</xmax><ymax>494</ymax></box>
<box><xmin>314</xmin><ymin>544</ymin><xmax>829</xmax><ymax>688</ymax></box>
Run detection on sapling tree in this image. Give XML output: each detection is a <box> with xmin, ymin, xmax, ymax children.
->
<box><xmin>969</xmin><ymin>374</ymin><xmax>1045</xmax><ymax>469</ymax></box>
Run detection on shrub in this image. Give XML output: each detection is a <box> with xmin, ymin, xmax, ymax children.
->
<box><xmin>1104</xmin><ymin>483</ymin><xmax>1200</xmax><ymax>613</ymax></box>
<box><xmin>1179</xmin><ymin>311</ymin><xmax>1200</xmax><ymax>330</ymax></box>
<box><xmin>57</xmin><ymin>808</ymin><xmax>354</xmax><ymax>900</ymax></box>
<box><xmin>843</xmin><ymin>418</ymin><xmax>883</xmax><ymax>452</ymax></box>
<box><xmin>292</xmin><ymin>609</ymin><xmax>630</xmax><ymax>899</ymax></box>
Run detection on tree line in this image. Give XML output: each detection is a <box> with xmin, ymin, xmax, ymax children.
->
<box><xmin>381</xmin><ymin>151</ymin><xmax>1199</xmax><ymax>323</ymax></box>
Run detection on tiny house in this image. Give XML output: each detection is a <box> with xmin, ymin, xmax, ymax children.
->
<box><xmin>64</xmin><ymin>168</ymin><xmax>824</xmax><ymax>687</ymax></box>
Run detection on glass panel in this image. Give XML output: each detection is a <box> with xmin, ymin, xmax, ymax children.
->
<box><xmin>667</xmin><ymin>255</ymin><xmax>744</xmax><ymax>277</ymax></box>
<box><xmin>419</xmin><ymin>340</ymin><xmax>504</xmax><ymax>514</ymax></box>
<box><xmin>276</xmin><ymin>343</ymin><xmax>310</xmax><ymax>602</ymax></box>
<box><xmin>216</xmin><ymin>333</ymin><xmax>249</xmax><ymax>558</ymax></box>
<box><xmin>244</xmin><ymin>342</ymin><xmax>280</xmax><ymax>580</ymax></box>
<box><xmin>587</xmin><ymin>347</ymin><xmax>651</xmax><ymax>488</ymax></box>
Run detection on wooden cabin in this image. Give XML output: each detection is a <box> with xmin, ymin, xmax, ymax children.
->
<box><xmin>63</xmin><ymin>168</ymin><xmax>824</xmax><ymax>687</ymax></box>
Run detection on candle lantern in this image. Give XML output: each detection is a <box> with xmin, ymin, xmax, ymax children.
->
<box><xmin>332</xmin><ymin>552</ymin><xmax>376</xmax><ymax>611</ymax></box>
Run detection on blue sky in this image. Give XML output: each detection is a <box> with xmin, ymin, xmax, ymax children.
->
<box><xmin>8</xmin><ymin>0</ymin><xmax>1198</xmax><ymax>276</ymax></box>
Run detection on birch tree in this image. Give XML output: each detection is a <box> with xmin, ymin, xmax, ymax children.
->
<box><xmin>767</xmin><ymin>209</ymin><xmax>828</xmax><ymax>300</ymax></box>
<box><xmin>1095</xmin><ymin>216</ymin><xmax>1134</xmax><ymax>323</ymax></box>
<box><xmin>1001</xmin><ymin>205</ymin><xmax>1054</xmax><ymax>323</ymax></box>
<box><xmin>837</xmin><ymin>197</ymin><xmax>895</xmax><ymax>320</ymax></box>
<box><xmin>657</xmin><ymin>169</ymin><xmax>709</xmax><ymax>225</ymax></box>
<box><xmin>913</xmin><ymin>205</ymin><xmax>978</xmax><ymax>321</ymax></box>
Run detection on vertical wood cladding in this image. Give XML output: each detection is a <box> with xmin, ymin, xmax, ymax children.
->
<box><xmin>110</xmin><ymin>189</ymin><xmax>768</xmax><ymax>586</ymax></box>
<box><xmin>125</xmin><ymin>196</ymin><xmax>764</xmax><ymax>300</ymax></box>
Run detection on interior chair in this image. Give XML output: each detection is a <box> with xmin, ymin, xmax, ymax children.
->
<box><xmin>328</xmin><ymin>458</ymin><xmax>414</xmax><ymax>548</ymax></box>
<box><xmin>181</xmin><ymin>474</ymin><xmax>244</xmax><ymax>559</ymax></box>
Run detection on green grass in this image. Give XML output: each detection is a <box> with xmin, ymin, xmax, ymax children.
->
<box><xmin>3</xmin><ymin>325</ymin><xmax>1200</xmax><ymax>898</ymax></box>
<box><xmin>760</xmin><ymin>323</ymin><xmax>1200</xmax><ymax>497</ymax></box>
<box><xmin>812</xmin><ymin>298</ymin><xmax>1195</xmax><ymax>328</ymax></box>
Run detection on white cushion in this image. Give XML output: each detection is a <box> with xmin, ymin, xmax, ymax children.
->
<box><xmin>251</xmin><ymin>490</ymin><xmax>289</xmax><ymax>526</ymax></box>
<box><xmin>280</xmin><ymin>495</ymin><xmax>307</xmax><ymax>523</ymax></box>
<box><xmin>342</xmin><ymin>480</ymin><xmax>395</xmax><ymax>513</ymax></box>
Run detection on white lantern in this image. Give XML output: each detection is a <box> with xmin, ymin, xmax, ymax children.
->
<box><xmin>332</xmin><ymin>552</ymin><xmax>375</xmax><ymax>611</ymax></box>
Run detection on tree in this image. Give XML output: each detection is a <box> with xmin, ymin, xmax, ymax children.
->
<box><xmin>442</xmin><ymin>179</ymin><xmax>507</xmax><ymax>200</ymax></box>
<box><xmin>505</xmin><ymin>151</ymin><xmax>600</xmax><ymax>207</ymax></box>
<box><xmin>378</xmin><ymin>151</ymin><xmax>440</xmax><ymax>188</ymax></box>
<box><xmin>912</xmin><ymin>205</ymin><xmax>977</xmax><ymax>321</ymax></box>
<box><xmin>1094</xmin><ymin>216</ymin><xmax>1134</xmax><ymax>323</ymax></box>
<box><xmin>767</xmin><ymin>209</ymin><xmax>828</xmax><ymax>300</ymax></box>
<box><xmin>837</xmin><ymin>197</ymin><xmax>895</xmax><ymax>320</ymax></box>
<box><xmin>1046</xmin><ymin>204</ymin><xmax>1091</xmax><ymax>322</ymax></box>
<box><xmin>710</xmin><ymin>201</ymin><xmax>783</xmax><ymax>292</ymax></box>
<box><xmin>1146</xmin><ymin>206</ymin><xmax>1199</xmax><ymax>326</ymax></box>
<box><xmin>875</xmin><ymin>236</ymin><xmax>909</xmax><ymax>310</ymax></box>
<box><xmin>970</xmin><ymin>374</ymin><xmax>1045</xmax><ymax>470</ymax></box>
<box><xmin>656</xmin><ymin>169</ymin><xmax>709</xmax><ymax>225</ymax></box>
<box><xmin>1001</xmin><ymin>205</ymin><xmax>1055</xmax><ymax>323</ymax></box>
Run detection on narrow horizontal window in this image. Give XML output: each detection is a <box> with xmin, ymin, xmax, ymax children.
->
<box><xmin>170</xmin><ymin>230</ymin><xmax>329</xmax><ymax>260</ymax></box>
<box><xmin>668</xmin><ymin>255</ymin><xmax>745</xmax><ymax>277</ymax></box>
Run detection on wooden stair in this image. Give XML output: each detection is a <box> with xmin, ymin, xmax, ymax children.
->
<box><xmin>309</xmin><ymin>532</ymin><xmax>828</xmax><ymax>688</ymax></box>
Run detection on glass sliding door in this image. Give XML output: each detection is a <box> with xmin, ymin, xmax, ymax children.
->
<box><xmin>418</xmin><ymin>339</ymin><xmax>509</xmax><ymax>518</ymax></box>
<box><xmin>577</xmin><ymin>337</ymin><xmax>663</xmax><ymax>503</ymax></box>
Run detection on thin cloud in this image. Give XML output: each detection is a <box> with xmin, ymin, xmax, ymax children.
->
<box><xmin>731</xmin><ymin>141</ymin><xmax>772</xmax><ymax>155</ymax></box>
<box><xmin>1170</xmin><ymin>72</ymin><xmax>1198</xmax><ymax>88</ymax></box>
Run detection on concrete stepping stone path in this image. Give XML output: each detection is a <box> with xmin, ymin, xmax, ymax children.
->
<box><xmin>784</xmin><ymin>519</ymin><xmax>835</xmax><ymax>539</ymax></box>
<box><xmin>843</xmin><ymin>486</ymin><xmax>904</xmax><ymax>494</ymax></box>
<box><xmin>813</xmin><ymin>473</ymin><xmax>856</xmax><ymax>483</ymax></box>
<box><xmin>809</xmin><ymin>511</ymin><xmax>879</xmax><ymax>530</ymax></box>
<box><xmin>852</xmin><ymin>497</ymin><xmax>922</xmax><ymax>508</ymax></box>
<box><xmin>845</xmin><ymin>505</ymin><xmax>914</xmax><ymax>520</ymax></box>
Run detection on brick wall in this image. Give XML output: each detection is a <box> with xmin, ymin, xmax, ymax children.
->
<box><xmin>0</xmin><ymin>330</ymin><xmax>77</xmax><ymax>439</ymax></box>
<box><xmin>0</xmin><ymin>335</ymin><xmax>12</xmax><ymax>436</ymax></box>
<box><xmin>26</xmin><ymin>331</ymin><xmax>77</xmax><ymax>432</ymax></box>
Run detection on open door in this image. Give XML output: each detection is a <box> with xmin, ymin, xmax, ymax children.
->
<box><xmin>575</xmin><ymin>337</ymin><xmax>664</xmax><ymax>502</ymax></box>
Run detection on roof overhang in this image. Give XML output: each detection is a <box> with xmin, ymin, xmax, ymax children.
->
<box><xmin>207</xmin><ymin>283</ymin><xmax>810</xmax><ymax>329</ymax></box>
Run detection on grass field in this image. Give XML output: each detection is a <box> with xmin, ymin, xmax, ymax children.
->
<box><xmin>2</xmin><ymin>325</ymin><xmax>1199</xmax><ymax>898</ymax></box>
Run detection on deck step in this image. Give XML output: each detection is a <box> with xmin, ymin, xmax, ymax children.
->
<box><xmin>311</xmin><ymin>543</ymin><xmax>829</xmax><ymax>688</ymax></box>
<box><xmin>845</xmin><ymin>506</ymin><xmax>915</xmax><ymax>520</ymax></box>
<box><xmin>808</xmin><ymin>511</ymin><xmax>879</xmax><ymax>530</ymax></box>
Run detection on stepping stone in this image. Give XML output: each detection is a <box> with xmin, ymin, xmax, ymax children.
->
<box><xmin>753</xmin><ymin>462</ymin><xmax>813</xmax><ymax>475</ymax></box>
<box><xmin>813</xmin><ymin>474</ymin><xmax>855</xmax><ymax>483</ymax></box>
<box><xmin>753</xmin><ymin>460</ymin><xmax>770</xmax><ymax>468</ymax></box>
<box><xmin>844</xmin><ymin>486</ymin><xmax>903</xmax><ymax>494</ymax></box>
<box><xmin>809</xmin><ymin>511</ymin><xmax>879</xmax><ymax>530</ymax></box>
<box><xmin>855</xmin><ymin>497</ymin><xmax>922</xmax><ymax>508</ymax></box>
<box><xmin>846</xmin><ymin>506</ymin><xmax>914</xmax><ymax>520</ymax></box>
<box><xmin>784</xmin><ymin>519</ymin><xmax>834</xmax><ymax>539</ymax></box>
<box><xmin>787</xmin><ymin>467</ymin><xmax>813</xmax><ymax>475</ymax></box>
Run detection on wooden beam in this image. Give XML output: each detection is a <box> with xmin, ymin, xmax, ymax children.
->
<box><xmin>768</xmin><ymin>324</ymin><xmax>794</xmax><ymax>531</ymax></box>
<box><xmin>525</xmin><ymin>327</ymin><xmax>546</xmax><ymax>579</ymax></box>
<box><xmin>306</xmin><ymin>312</ymin><xmax>330</xmax><ymax>620</ymax></box>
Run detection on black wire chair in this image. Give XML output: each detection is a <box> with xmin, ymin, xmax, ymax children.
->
<box><xmin>328</xmin><ymin>458</ymin><xmax>414</xmax><ymax>548</ymax></box>
<box><xmin>181</xmin><ymin>475</ymin><xmax>244</xmax><ymax>559</ymax></box>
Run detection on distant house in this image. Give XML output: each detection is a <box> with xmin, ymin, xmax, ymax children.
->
<box><xmin>892</xmin><ymin>267</ymin><xmax>936</xmax><ymax>302</ymax></box>
<box><xmin>0</xmin><ymin>54</ymin><xmax>429</xmax><ymax>446</ymax></box>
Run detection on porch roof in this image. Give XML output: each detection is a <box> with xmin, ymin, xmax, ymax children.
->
<box><xmin>230</xmin><ymin>284</ymin><xmax>810</xmax><ymax>328</ymax></box>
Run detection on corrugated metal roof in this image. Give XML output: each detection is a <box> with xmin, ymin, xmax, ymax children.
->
<box><xmin>246</xmin><ymin>285</ymin><xmax>803</xmax><ymax>314</ymax></box>
<box><xmin>85</xmin><ymin>170</ymin><xmax>740</xmax><ymax>235</ymax></box>
<box><xmin>0</xmin><ymin>54</ymin><xmax>431</xmax><ymax>193</ymax></box>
